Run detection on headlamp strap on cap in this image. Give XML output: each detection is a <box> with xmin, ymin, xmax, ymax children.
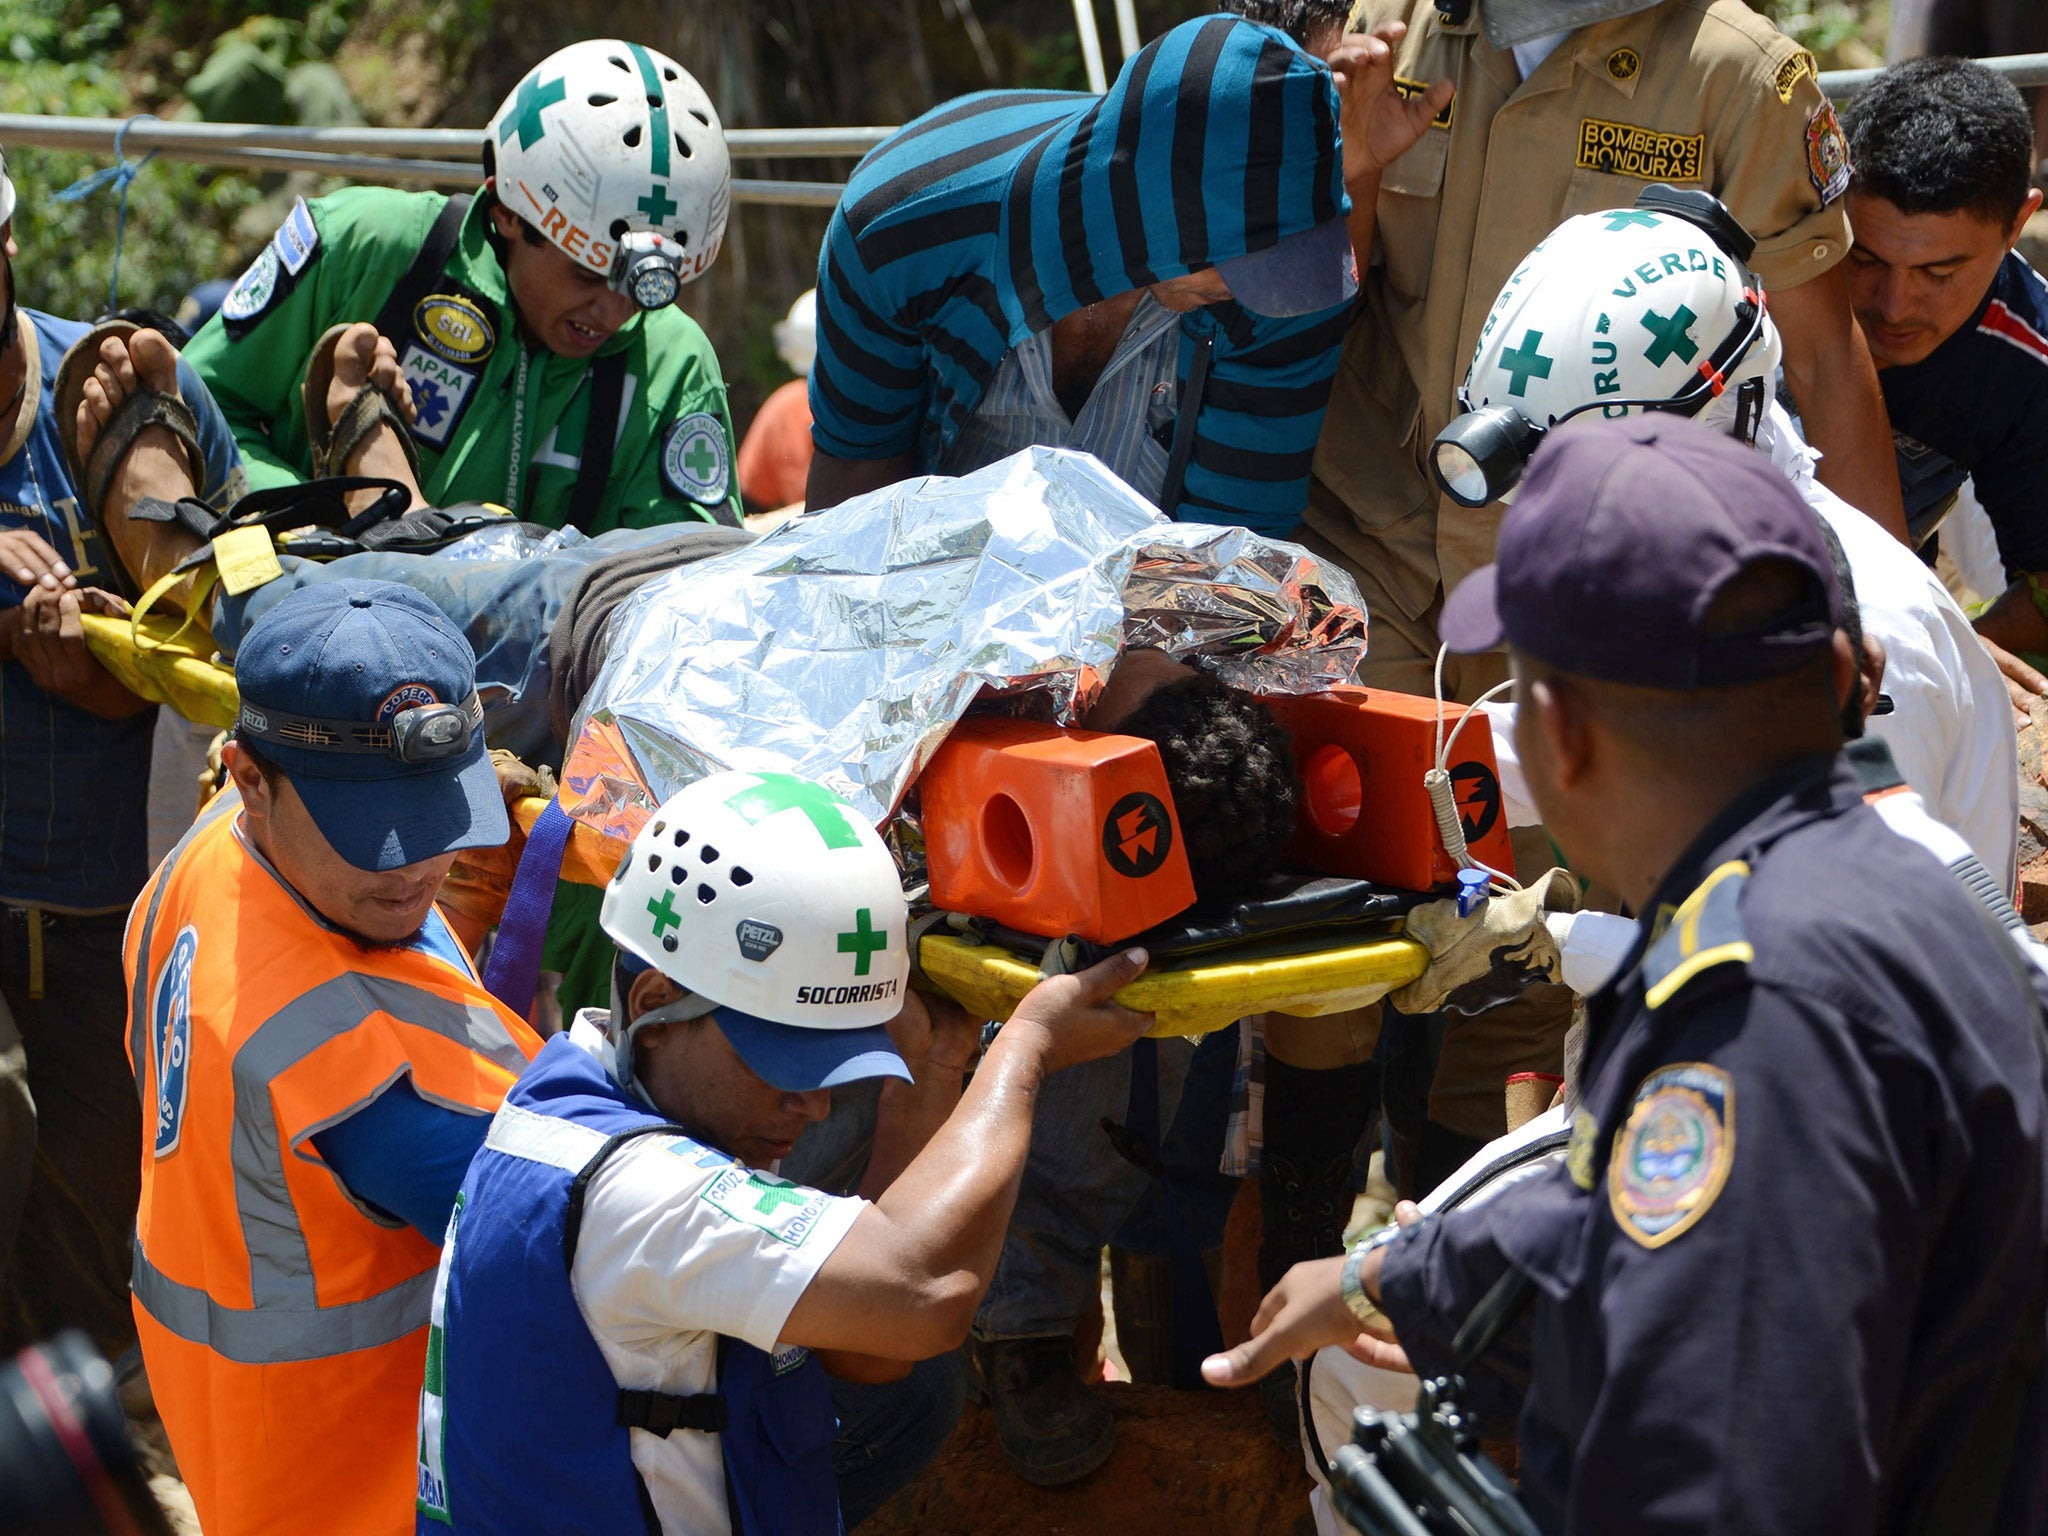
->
<box><xmin>236</xmin><ymin>690</ymin><xmax>483</xmax><ymax>756</ymax></box>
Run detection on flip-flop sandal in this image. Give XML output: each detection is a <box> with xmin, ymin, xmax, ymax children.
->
<box><xmin>302</xmin><ymin>323</ymin><xmax>420</xmax><ymax>481</ymax></box>
<box><xmin>54</xmin><ymin>319</ymin><xmax>211</xmax><ymax>600</ymax></box>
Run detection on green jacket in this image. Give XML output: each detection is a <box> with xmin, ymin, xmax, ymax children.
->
<box><xmin>184</xmin><ymin>186</ymin><xmax>740</xmax><ymax>532</ymax></box>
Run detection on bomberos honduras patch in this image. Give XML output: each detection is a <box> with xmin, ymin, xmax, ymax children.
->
<box><xmin>1608</xmin><ymin>1061</ymin><xmax>1734</xmax><ymax>1249</ymax></box>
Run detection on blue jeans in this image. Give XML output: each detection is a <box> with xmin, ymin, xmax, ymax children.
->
<box><xmin>974</xmin><ymin>1036</ymin><xmax>1203</xmax><ymax>1340</ymax></box>
<box><xmin>784</xmin><ymin>1086</ymin><xmax>962</xmax><ymax>1527</ymax></box>
<box><xmin>830</xmin><ymin>1353</ymin><xmax>967</xmax><ymax>1529</ymax></box>
<box><xmin>1112</xmin><ymin>1024</ymin><xmax>1242</xmax><ymax>1256</ymax></box>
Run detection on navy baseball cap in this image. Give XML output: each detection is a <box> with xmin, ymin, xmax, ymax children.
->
<box><xmin>1440</xmin><ymin>415</ymin><xmax>1843</xmax><ymax>687</ymax></box>
<box><xmin>1217</xmin><ymin>218</ymin><xmax>1359</xmax><ymax>318</ymax></box>
<box><xmin>614</xmin><ymin>950</ymin><xmax>910</xmax><ymax>1092</ymax></box>
<box><xmin>234</xmin><ymin>581</ymin><xmax>508</xmax><ymax>871</ymax></box>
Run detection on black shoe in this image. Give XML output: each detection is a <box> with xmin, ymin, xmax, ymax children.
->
<box><xmin>974</xmin><ymin>1334</ymin><xmax>1116</xmax><ymax>1487</ymax></box>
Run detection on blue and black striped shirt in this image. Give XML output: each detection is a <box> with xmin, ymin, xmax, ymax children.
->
<box><xmin>810</xmin><ymin>14</ymin><xmax>1352</xmax><ymax>535</ymax></box>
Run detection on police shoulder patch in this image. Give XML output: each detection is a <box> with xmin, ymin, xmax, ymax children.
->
<box><xmin>1607</xmin><ymin>1061</ymin><xmax>1734</xmax><ymax>1248</ymax></box>
<box><xmin>1641</xmin><ymin>859</ymin><xmax>1751</xmax><ymax>1009</ymax></box>
<box><xmin>662</xmin><ymin>412</ymin><xmax>731</xmax><ymax>506</ymax></box>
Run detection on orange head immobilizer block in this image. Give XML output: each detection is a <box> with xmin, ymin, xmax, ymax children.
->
<box><xmin>919</xmin><ymin>716</ymin><xmax>1197</xmax><ymax>943</ymax></box>
<box><xmin>1261</xmin><ymin>686</ymin><xmax>1517</xmax><ymax>892</ymax></box>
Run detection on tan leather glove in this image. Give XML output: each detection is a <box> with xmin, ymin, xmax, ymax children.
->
<box><xmin>437</xmin><ymin>751</ymin><xmax>558</xmax><ymax>930</ymax></box>
<box><xmin>1390</xmin><ymin>867</ymin><xmax>1581</xmax><ymax>1017</ymax></box>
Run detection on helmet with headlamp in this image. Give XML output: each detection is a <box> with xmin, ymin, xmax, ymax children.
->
<box><xmin>1432</xmin><ymin>185</ymin><xmax>1779</xmax><ymax>508</ymax></box>
<box><xmin>485</xmin><ymin>40</ymin><xmax>731</xmax><ymax>312</ymax></box>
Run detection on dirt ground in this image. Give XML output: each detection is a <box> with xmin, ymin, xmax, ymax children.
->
<box><xmin>865</xmin><ymin>1385</ymin><xmax>1319</xmax><ymax>1536</ymax></box>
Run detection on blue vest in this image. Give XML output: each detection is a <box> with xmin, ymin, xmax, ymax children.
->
<box><xmin>418</xmin><ymin>1032</ymin><xmax>843</xmax><ymax>1534</ymax></box>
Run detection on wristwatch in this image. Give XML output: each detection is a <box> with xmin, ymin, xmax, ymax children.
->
<box><xmin>1339</xmin><ymin>1224</ymin><xmax>1403</xmax><ymax>1331</ymax></box>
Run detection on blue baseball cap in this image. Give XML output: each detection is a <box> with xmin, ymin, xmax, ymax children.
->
<box><xmin>234</xmin><ymin>581</ymin><xmax>508</xmax><ymax>872</ymax></box>
<box><xmin>1440</xmin><ymin>414</ymin><xmax>1842</xmax><ymax>687</ymax></box>
<box><xmin>614</xmin><ymin>949</ymin><xmax>909</xmax><ymax>1092</ymax></box>
<box><xmin>1217</xmin><ymin>217</ymin><xmax>1358</xmax><ymax>318</ymax></box>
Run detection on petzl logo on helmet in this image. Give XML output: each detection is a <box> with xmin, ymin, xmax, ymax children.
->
<box><xmin>413</xmin><ymin>294</ymin><xmax>495</xmax><ymax>364</ymax></box>
<box><xmin>736</xmin><ymin>919</ymin><xmax>783</xmax><ymax>963</ymax></box>
<box><xmin>1102</xmin><ymin>792</ymin><xmax>1172</xmax><ymax>879</ymax></box>
<box><xmin>377</xmin><ymin>683</ymin><xmax>441</xmax><ymax>724</ymax></box>
<box><xmin>152</xmin><ymin>927</ymin><xmax>199</xmax><ymax>1158</ymax></box>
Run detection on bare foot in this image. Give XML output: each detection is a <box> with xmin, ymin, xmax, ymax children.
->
<box><xmin>75</xmin><ymin>328</ymin><xmax>208</xmax><ymax>608</ymax></box>
<box><xmin>326</xmin><ymin>322</ymin><xmax>425</xmax><ymax>511</ymax></box>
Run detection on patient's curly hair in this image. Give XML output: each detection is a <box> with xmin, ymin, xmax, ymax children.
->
<box><xmin>1119</xmin><ymin>676</ymin><xmax>1300</xmax><ymax>909</ymax></box>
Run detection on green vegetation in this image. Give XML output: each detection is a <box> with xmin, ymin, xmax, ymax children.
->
<box><xmin>3</xmin><ymin>0</ymin><xmax>265</xmax><ymax>322</ymax></box>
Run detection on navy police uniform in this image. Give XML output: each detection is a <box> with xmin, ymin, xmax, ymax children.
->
<box><xmin>1379</xmin><ymin>752</ymin><xmax>2048</xmax><ymax>1532</ymax></box>
<box><xmin>1376</xmin><ymin>415</ymin><xmax>2048</xmax><ymax>1534</ymax></box>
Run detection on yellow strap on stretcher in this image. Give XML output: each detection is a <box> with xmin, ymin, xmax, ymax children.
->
<box><xmin>78</xmin><ymin>611</ymin><xmax>239</xmax><ymax>730</ymax></box>
<box><xmin>914</xmin><ymin>932</ymin><xmax>1429</xmax><ymax>1040</ymax></box>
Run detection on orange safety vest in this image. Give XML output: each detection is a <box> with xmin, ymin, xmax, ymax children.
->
<box><xmin>124</xmin><ymin>790</ymin><xmax>542</xmax><ymax>1536</ymax></box>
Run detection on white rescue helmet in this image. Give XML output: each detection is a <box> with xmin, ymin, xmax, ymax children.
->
<box><xmin>601</xmin><ymin>770</ymin><xmax>911</xmax><ymax>1031</ymax></box>
<box><xmin>486</xmin><ymin>40</ymin><xmax>730</xmax><ymax>304</ymax></box>
<box><xmin>774</xmin><ymin>289</ymin><xmax>817</xmax><ymax>378</ymax></box>
<box><xmin>1433</xmin><ymin>187</ymin><xmax>1780</xmax><ymax>507</ymax></box>
<box><xmin>0</xmin><ymin>146</ymin><xmax>15</xmax><ymax>229</ymax></box>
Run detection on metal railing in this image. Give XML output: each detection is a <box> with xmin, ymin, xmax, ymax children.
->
<box><xmin>1819</xmin><ymin>51</ymin><xmax>2048</xmax><ymax>95</ymax></box>
<box><xmin>0</xmin><ymin>115</ymin><xmax>890</xmax><ymax>208</ymax></box>
<box><xmin>3</xmin><ymin>50</ymin><xmax>2046</xmax><ymax>211</ymax></box>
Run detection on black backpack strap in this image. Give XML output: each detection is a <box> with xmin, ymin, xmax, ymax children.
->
<box><xmin>562</xmin><ymin>1121</ymin><xmax>692</xmax><ymax>1270</ymax></box>
<box><xmin>617</xmin><ymin>1386</ymin><xmax>727</xmax><ymax>1436</ymax></box>
<box><xmin>567</xmin><ymin>351</ymin><xmax>629</xmax><ymax>531</ymax></box>
<box><xmin>1158</xmin><ymin>333</ymin><xmax>1214</xmax><ymax>521</ymax></box>
<box><xmin>372</xmin><ymin>193</ymin><xmax>472</xmax><ymax>351</ymax></box>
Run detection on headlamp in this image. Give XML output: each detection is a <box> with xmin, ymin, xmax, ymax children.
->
<box><xmin>1431</xmin><ymin>406</ymin><xmax>1546</xmax><ymax>507</ymax></box>
<box><xmin>236</xmin><ymin>692</ymin><xmax>484</xmax><ymax>765</ymax></box>
<box><xmin>1435</xmin><ymin>186</ymin><xmax>1773</xmax><ymax>507</ymax></box>
<box><xmin>609</xmin><ymin>231</ymin><xmax>685</xmax><ymax>312</ymax></box>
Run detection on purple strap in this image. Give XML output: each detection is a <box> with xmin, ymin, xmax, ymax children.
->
<box><xmin>482</xmin><ymin>797</ymin><xmax>575</xmax><ymax>1021</ymax></box>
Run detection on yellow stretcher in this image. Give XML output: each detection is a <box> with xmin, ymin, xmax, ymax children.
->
<box><xmin>84</xmin><ymin>618</ymin><xmax>1431</xmax><ymax>1036</ymax></box>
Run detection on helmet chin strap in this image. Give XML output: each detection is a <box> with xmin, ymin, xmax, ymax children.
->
<box><xmin>1696</xmin><ymin>375</ymin><xmax>1769</xmax><ymax>446</ymax></box>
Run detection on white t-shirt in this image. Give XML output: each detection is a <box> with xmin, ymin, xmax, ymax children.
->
<box><xmin>1758</xmin><ymin>406</ymin><xmax>2019</xmax><ymax>896</ymax></box>
<box><xmin>1483</xmin><ymin>407</ymin><xmax>2019</xmax><ymax>896</ymax></box>
<box><xmin>538</xmin><ymin>1012</ymin><xmax>867</xmax><ymax>1535</ymax></box>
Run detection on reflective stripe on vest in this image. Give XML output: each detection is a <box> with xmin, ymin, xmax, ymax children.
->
<box><xmin>131</xmin><ymin>1249</ymin><xmax>437</xmax><ymax>1365</ymax></box>
<box><xmin>484</xmin><ymin>1098</ymin><xmax>617</xmax><ymax>1175</ymax></box>
<box><xmin>131</xmin><ymin>971</ymin><xmax>529</xmax><ymax>1362</ymax></box>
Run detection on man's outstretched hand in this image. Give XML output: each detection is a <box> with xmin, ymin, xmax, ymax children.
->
<box><xmin>1201</xmin><ymin>1201</ymin><xmax>1424</xmax><ymax>1389</ymax></box>
<box><xmin>1001</xmin><ymin>947</ymin><xmax>1155</xmax><ymax>1076</ymax></box>
<box><xmin>1327</xmin><ymin>22</ymin><xmax>1452</xmax><ymax>187</ymax></box>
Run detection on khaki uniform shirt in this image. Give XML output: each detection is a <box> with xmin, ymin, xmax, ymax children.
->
<box><xmin>1308</xmin><ymin>0</ymin><xmax>1852</xmax><ymax>634</ymax></box>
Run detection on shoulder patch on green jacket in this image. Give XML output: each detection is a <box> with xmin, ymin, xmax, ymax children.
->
<box><xmin>1642</xmin><ymin>859</ymin><xmax>1751</xmax><ymax>1008</ymax></box>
